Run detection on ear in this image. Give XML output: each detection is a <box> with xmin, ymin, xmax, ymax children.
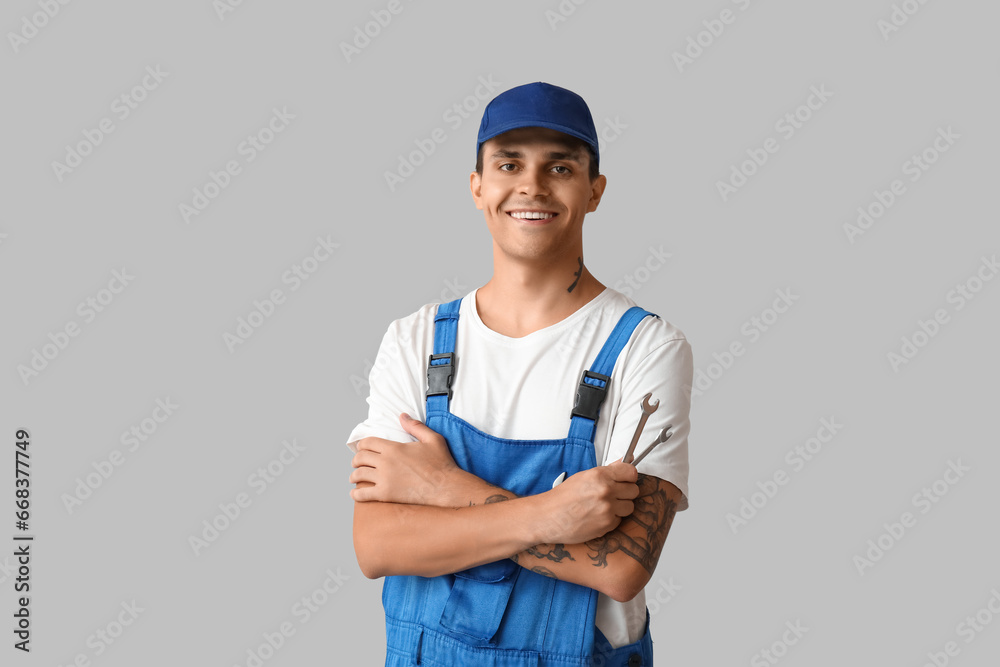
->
<box><xmin>586</xmin><ymin>174</ymin><xmax>607</xmax><ymax>214</ymax></box>
<box><xmin>470</xmin><ymin>171</ymin><xmax>484</xmax><ymax>210</ymax></box>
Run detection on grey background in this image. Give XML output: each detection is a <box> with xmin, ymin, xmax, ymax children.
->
<box><xmin>2</xmin><ymin>1</ymin><xmax>998</xmax><ymax>665</ymax></box>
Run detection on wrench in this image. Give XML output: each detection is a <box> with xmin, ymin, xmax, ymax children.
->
<box><xmin>554</xmin><ymin>424</ymin><xmax>673</xmax><ymax>487</ymax></box>
<box><xmin>631</xmin><ymin>425</ymin><xmax>673</xmax><ymax>467</ymax></box>
<box><xmin>553</xmin><ymin>393</ymin><xmax>660</xmax><ymax>486</ymax></box>
<box><xmin>621</xmin><ymin>393</ymin><xmax>659</xmax><ymax>464</ymax></box>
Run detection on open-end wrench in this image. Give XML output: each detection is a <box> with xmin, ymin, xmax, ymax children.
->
<box><xmin>621</xmin><ymin>393</ymin><xmax>659</xmax><ymax>464</ymax></box>
<box><xmin>554</xmin><ymin>424</ymin><xmax>673</xmax><ymax>487</ymax></box>
<box><xmin>631</xmin><ymin>425</ymin><xmax>673</xmax><ymax>467</ymax></box>
<box><xmin>552</xmin><ymin>394</ymin><xmax>660</xmax><ymax>486</ymax></box>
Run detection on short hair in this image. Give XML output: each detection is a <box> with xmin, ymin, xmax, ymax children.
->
<box><xmin>476</xmin><ymin>134</ymin><xmax>600</xmax><ymax>181</ymax></box>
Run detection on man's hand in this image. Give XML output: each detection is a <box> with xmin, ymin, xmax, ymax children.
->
<box><xmin>532</xmin><ymin>461</ymin><xmax>640</xmax><ymax>546</ymax></box>
<box><xmin>350</xmin><ymin>413</ymin><xmax>470</xmax><ymax>506</ymax></box>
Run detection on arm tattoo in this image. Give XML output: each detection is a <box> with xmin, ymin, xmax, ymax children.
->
<box><xmin>530</xmin><ymin>566</ymin><xmax>556</xmax><ymax>578</ymax></box>
<box><xmin>467</xmin><ymin>490</ymin><xmax>517</xmax><ymax>506</ymax></box>
<box><xmin>567</xmin><ymin>256</ymin><xmax>583</xmax><ymax>293</ymax></box>
<box><xmin>585</xmin><ymin>474</ymin><xmax>678</xmax><ymax>574</ymax></box>
<box><xmin>526</xmin><ymin>543</ymin><xmax>575</xmax><ymax>563</ymax></box>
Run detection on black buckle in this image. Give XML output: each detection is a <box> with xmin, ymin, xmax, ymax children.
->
<box><xmin>426</xmin><ymin>353</ymin><xmax>456</xmax><ymax>398</ymax></box>
<box><xmin>571</xmin><ymin>370</ymin><xmax>610</xmax><ymax>421</ymax></box>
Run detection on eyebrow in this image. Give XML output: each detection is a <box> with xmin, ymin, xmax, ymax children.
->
<box><xmin>490</xmin><ymin>148</ymin><xmax>584</xmax><ymax>163</ymax></box>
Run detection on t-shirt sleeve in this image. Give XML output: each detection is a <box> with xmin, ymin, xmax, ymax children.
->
<box><xmin>345</xmin><ymin>315</ymin><xmax>429</xmax><ymax>452</ymax></box>
<box><xmin>605</xmin><ymin>335</ymin><xmax>693</xmax><ymax>511</ymax></box>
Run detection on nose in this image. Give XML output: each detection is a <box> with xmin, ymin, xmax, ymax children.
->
<box><xmin>516</xmin><ymin>166</ymin><xmax>549</xmax><ymax>197</ymax></box>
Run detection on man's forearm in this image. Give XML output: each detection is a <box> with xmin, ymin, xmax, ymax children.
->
<box><xmin>353</xmin><ymin>482</ymin><xmax>536</xmax><ymax>579</ymax></box>
<box><xmin>512</xmin><ymin>474</ymin><xmax>679</xmax><ymax>602</ymax></box>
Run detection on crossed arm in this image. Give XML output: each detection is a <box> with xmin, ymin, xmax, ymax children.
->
<box><xmin>350</xmin><ymin>413</ymin><xmax>682</xmax><ymax>602</ymax></box>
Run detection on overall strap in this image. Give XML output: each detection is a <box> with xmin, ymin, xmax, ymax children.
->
<box><xmin>426</xmin><ymin>297</ymin><xmax>462</xmax><ymax>414</ymax></box>
<box><xmin>567</xmin><ymin>306</ymin><xmax>658</xmax><ymax>443</ymax></box>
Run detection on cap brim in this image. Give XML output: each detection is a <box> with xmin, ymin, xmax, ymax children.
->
<box><xmin>478</xmin><ymin>119</ymin><xmax>598</xmax><ymax>157</ymax></box>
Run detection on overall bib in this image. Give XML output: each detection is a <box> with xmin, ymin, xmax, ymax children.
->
<box><xmin>383</xmin><ymin>297</ymin><xmax>657</xmax><ymax>667</ymax></box>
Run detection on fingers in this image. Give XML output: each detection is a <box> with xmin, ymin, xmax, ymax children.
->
<box><xmin>606</xmin><ymin>460</ymin><xmax>639</xmax><ymax>483</ymax></box>
<box><xmin>350</xmin><ymin>449</ymin><xmax>379</xmax><ymax>470</ymax></box>
<box><xmin>613</xmin><ymin>499</ymin><xmax>635</xmax><ymax>517</ymax></box>
<box><xmin>350</xmin><ymin>485</ymin><xmax>377</xmax><ymax>502</ymax></box>
<box><xmin>399</xmin><ymin>413</ymin><xmax>440</xmax><ymax>442</ymax></box>
<box><xmin>350</xmin><ymin>480</ymin><xmax>377</xmax><ymax>502</ymax></box>
<box><xmin>355</xmin><ymin>437</ymin><xmax>383</xmax><ymax>454</ymax></box>
<box><xmin>349</xmin><ymin>467</ymin><xmax>376</xmax><ymax>485</ymax></box>
<box><xmin>569</xmin><ymin>464</ymin><xmax>637</xmax><ymax>489</ymax></box>
<box><xmin>614</xmin><ymin>481</ymin><xmax>640</xmax><ymax>500</ymax></box>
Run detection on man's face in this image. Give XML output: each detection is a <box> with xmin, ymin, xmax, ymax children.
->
<box><xmin>470</xmin><ymin>127</ymin><xmax>607</xmax><ymax>264</ymax></box>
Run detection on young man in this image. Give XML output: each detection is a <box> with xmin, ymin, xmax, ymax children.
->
<box><xmin>347</xmin><ymin>82</ymin><xmax>692</xmax><ymax>666</ymax></box>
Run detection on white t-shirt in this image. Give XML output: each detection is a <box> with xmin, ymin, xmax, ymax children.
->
<box><xmin>346</xmin><ymin>286</ymin><xmax>692</xmax><ymax>648</ymax></box>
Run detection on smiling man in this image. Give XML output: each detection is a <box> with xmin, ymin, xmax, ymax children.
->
<box><xmin>348</xmin><ymin>82</ymin><xmax>693</xmax><ymax>666</ymax></box>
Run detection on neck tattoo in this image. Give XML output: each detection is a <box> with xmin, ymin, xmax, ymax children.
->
<box><xmin>567</xmin><ymin>257</ymin><xmax>583</xmax><ymax>293</ymax></box>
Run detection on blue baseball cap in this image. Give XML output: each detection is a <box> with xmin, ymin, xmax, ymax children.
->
<box><xmin>476</xmin><ymin>82</ymin><xmax>599</xmax><ymax>169</ymax></box>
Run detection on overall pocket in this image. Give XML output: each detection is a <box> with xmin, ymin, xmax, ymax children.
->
<box><xmin>439</xmin><ymin>559</ymin><xmax>520</xmax><ymax>645</ymax></box>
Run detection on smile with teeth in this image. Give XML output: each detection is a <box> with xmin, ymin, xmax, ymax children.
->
<box><xmin>508</xmin><ymin>211</ymin><xmax>556</xmax><ymax>220</ymax></box>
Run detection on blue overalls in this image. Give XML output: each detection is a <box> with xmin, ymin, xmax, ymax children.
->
<box><xmin>383</xmin><ymin>297</ymin><xmax>657</xmax><ymax>667</ymax></box>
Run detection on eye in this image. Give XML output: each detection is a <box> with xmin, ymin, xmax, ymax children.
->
<box><xmin>498</xmin><ymin>163</ymin><xmax>517</xmax><ymax>172</ymax></box>
<box><xmin>551</xmin><ymin>165</ymin><xmax>571</xmax><ymax>174</ymax></box>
